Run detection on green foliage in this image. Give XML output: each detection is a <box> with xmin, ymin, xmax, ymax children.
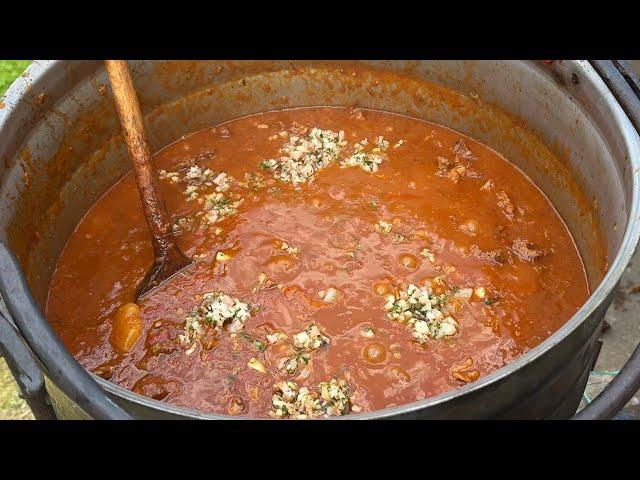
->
<box><xmin>0</xmin><ymin>359</ymin><xmax>34</xmax><ymax>420</ymax></box>
<box><xmin>0</xmin><ymin>60</ymin><xmax>31</xmax><ymax>96</ymax></box>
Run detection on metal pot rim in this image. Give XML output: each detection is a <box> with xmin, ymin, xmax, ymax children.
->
<box><xmin>3</xmin><ymin>60</ymin><xmax>640</xmax><ymax>419</ymax></box>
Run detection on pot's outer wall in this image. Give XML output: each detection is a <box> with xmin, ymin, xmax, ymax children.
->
<box><xmin>1</xmin><ymin>60</ymin><xmax>639</xmax><ymax>419</ymax></box>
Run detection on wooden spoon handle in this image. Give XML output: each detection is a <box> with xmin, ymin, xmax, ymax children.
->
<box><xmin>105</xmin><ymin>60</ymin><xmax>191</xmax><ymax>298</ymax></box>
<box><xmin>104</xmin><ymin>60</ymin><xmax>172</xmax><ymax>260</ymax></box>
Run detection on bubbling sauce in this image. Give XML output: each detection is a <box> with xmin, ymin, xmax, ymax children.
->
<box><xmin>46</xmin><ymin>107</ymin><xmax>589</xmax><ymax>417</ymax></box>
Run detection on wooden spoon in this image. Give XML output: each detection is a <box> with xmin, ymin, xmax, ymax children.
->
<box><xmin>104</xmin><ymin>60</ymin><xmax>191</xmax><ymax>299</ymax></box>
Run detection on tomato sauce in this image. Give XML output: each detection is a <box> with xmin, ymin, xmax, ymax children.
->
<box><xmin>45</xmin><ymin>107</ymin><xmax>589</xmax><ymax>417</ymax></box>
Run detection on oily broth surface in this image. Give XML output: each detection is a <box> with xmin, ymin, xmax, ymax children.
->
<box><xmin>46</xmin><ymin>107</ymin><xmax>589</xmax><ymax>416</ymax></box>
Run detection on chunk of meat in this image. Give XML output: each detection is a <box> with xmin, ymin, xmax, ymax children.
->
<box><xmin>289</xmin><ymin>121</ymin><xmax>308</xmax><ymax>136</ymax></box>
<box><xmin>511</xmin><ymin>238</ymin><xmax>547</xmax><ymax>262</ymax></box>
<box><xmin>470</xmin><ymin>245</ymin><xmax>509</xmax><ymax>265</ymax></box>
<box><xmin>148</xmin><ymin>340</ymin><xmax>179</xmax><ymax>356</ymax></box>
<box><xmin>436</xmin><ymin>156</ymin><xmax>467</xmax><ymax>183</ymax></box>
<box><xmin>136</xmin><ymin>325</ymin><xmax>180</xmax><ymax>369</ymax></box>
<box><xmin>228</xmin><ymin>396</ymin><xmax>246</xmax><ymax>415</ymax></box>
<box><xmin>349</xmin><ymin>105</ymin><xmax>364</xmax><ymax>120</ymax></box>
<box><xmin>436</xmin><ymin>152</ymin><xmax>476</xmax><ymax>183</ymax></box>
<box><xmin>459</xmin><ymin>219</ymin><xmax>480</xmax><ymax>237</ymax></box>
<box><xmin>132</xmin><ymin>375</ymin><xmax>182</xmax><ymax>401</ymax></box>
<box><xmin>448</xmin><ymin>164</ymin><xmax>467</xmax><ymax>183</ymax></box>
<box><xmin>496</xmin><ymin>191</ymin><xmax>516</xmax><ymax>220</ymax></box>
<box><xmin>92</xmin><ymin>362</ymin><xmax>116</xmax><ymax>380</ymax></box>
<box><xmin>465</xmin><ymin>168</ymin><xmax>483</xmax><ymax>179</ymax></box>
<box><xmin>453</xmin><ymin>139</ymin><xmax>476</xmax><ymax>161</ymax></box>
<box><xmin>251</xmin><ymin>272</ymin><xmax>277</xmax><ymax>293</ymax></box>
<box><xmin>451</xmin><ymin>357</ymin><xmax>481</xmax><ymax>383</ymax></box>
<box><xmin>494</xmin><ymin>225</ymin><xmax>508</xmax><ymax>241</ymax></box>
<box><xmin>201</xmin><ymin>328</ymin><xmax>221</xmax><ymax>351</ymax></box>
<box><xmin>194</xmin><ymin>148</ymin><xmax>216</xmax><ymax>163</ymax></box>
<box><xmin>283</xmin><ymin>285</ymin><xmax>325</xmax><ymax>315</ymax></box>
<box><xmin>481</xmin><ymin>179</ymin><xmax>494</xmax><ymax>191</ymax></box>
<box><xmin>436</xmin><ymin>156</ymin><xmax>451</xmax><ymax>177</ymax></box>
<box><xmin>145</xmin><ymin>322</ymin><xmax>179</xmax><ymax>353</ymax></box>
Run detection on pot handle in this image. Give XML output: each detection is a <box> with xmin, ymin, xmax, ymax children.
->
<box><xmin>0</xmin><ymin>309</ymin><xmax>56</xmax><ymax>419</ymax></box>
<box><xmin>575</xmin><ymin>61</ymin><xmax>640</xmax><ymax>420</ymax></box>
<box><xmin>574</xmin><ymin>340</ymin><xmax>640</xmax><ymax>419</ymax></box>
<box><xmin>591</xmin><ymin>60</ymin><xmax>640</xmax><ymax>133</ymax></box>
<box><xmin>0</xmin><ymin>242</ymin><xmax>133</xmax><ymax>420</ymax></box>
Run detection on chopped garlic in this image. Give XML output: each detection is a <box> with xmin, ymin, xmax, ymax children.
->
<box><xmin>184</xmin><ymin>185</ymin><xmax>199</xmax><ymax>201</ymax></box>
<box><xmin>340</xmin><ymin>151</ymin><xmax>384</xmax><ymax>173</ymax></box>
<box><xmin>203</xmin><ymin>193</ymin><xmax>243</xmax><ymax>225</ymax></box>
<box><xmin>216</xmin><ymin>251</ymin><xmax>232</xmax><ymax>262</ymax></box>
<box><xmin>261</xmin><ymin>127</ymin><xmax>346</xmax><ymax>185</ymax></box>
<box><xmin>375</xmin><ymin>220</ymin><xmax>393</xmax><ymax>235</ymax></box>
<box><xmin>159</xmin><ymin>165</ymin><xmax>237</xmax><ymax>209</ymax></box>
<box><xmin>278</xmin><ymin>352</ymin><xmax>311</xmax><ymax>375</ymax></box>
<box><xmin>278</xmin><ymin>324</ymin><xmax>329</xmax><ymax>375</ymax></box>
<box><xmin>279</xmin><ymin>241</ymin><xmax>300</xmax><ymax>256</ymax></box>
<box><xmin>158</xmin><ymin>170</ymin><xmax>180</xmax><ymax>183</ymax></box>
<box><xmin>293</xmin><ymin>324</ymin><xmax>329</xmax><ymax>350</ymax></box>
<box><xmin>172</xmin><ymin>216</ymin><xmax>195</xmax><ymax>235</ymax></box>
<box><xmin>361</xmin><ymin>325</ymin><xmax>375</xmax><ymax>338</ymax></box>
<box><xmin>340</xmin><ymin>137</ymin><xmax>389</xmax><ymax>173</ymax></box>
<box><xmin>185</xmin><ymin>165</ymin><xmax>206</xmax><ymax>181</ymax></box>
<box><xmin>270</xmin><ymin>378</ymin><xmax>351</xmax><ymax>419</ymax></box>
<box><xmin>420</xmin><ymin>248</ymin><xmax>436</xmax><ymax>262</ymax></box>
<box><xmin>267</xmin><ymin>332</ymin><xmax>287</xmax><ymax>344</ymax></box>
<box><xmin>318</xmin><ymin>378</ymin><xmax>351</xmax><ymax>417</ymax></box>
<box><xmin>159</xmin><ymin>165</ymin><xmax>242</xmax><ymax>228</ymax></box>
<box><xmin>384</xmin><ymin>283</ymin><xmax>459</xmax><ymax>344</ymax></box>
<box><xmin>453</xmin><ymin>288</ymin><xmax>473</xmax><ymax>300</ymax></box>
<box><xmin>180</xmin><ymin>292</ymin><xmax>252</xmax><ymax>347</ymax></box>
<box><xmin>319</xmin><ymin>287</ymin><xmax>340</xmax><ymax>303</ymax></box>
<box><xmin>260</xmin><ymin>159</ymin><xmax>277</xmax><ymax>170</ymax></box>
<box><xmin>247</xmin><ymin>357</ymin><xmax>267</xmax><ymax>373</ymax></box>
<box><xmin>252</xmin><ymin>272</ymin><xmax>273</xmax><ymax>293</ymax></box>
<box><xmin>212</xmin><ymin>172</ymin><xmax>231</xmax><ymax>192</ymax></box>
<box><xmin>375</xmin><ymin>136</ymin><xmax>389</xmax><ymax>150</ymax></box>
<box><xmin>178</xmin><ymin>316</ymin><xmax>204</xmax><ymax>347</ymax></box>
<box><xmin>481</xmin><ymin>180</ymin><xmax>494</xmax><ymax>191</ymax></box>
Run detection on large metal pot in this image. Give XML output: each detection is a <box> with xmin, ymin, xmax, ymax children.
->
<box><xmin>1</xmin><ymin>60</ymin><xmax>640</xmax><ymax>419</ymax></box>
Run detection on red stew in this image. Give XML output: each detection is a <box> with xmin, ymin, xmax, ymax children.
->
<box><xmin>46</xmin><ymin>107</ymin><xmax>589</xmax><ymax>418</ymax></box>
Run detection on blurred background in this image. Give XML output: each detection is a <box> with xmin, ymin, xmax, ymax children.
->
<box><xmin>1</xmin><ymin>60</ymin><xmax>640</xmax><ymax>420</ymax></box>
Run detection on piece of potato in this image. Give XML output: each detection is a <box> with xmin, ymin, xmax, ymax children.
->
<box><xmin>110</xmin><ymin>303</ymin><xmax>143</xmax><ymax>353</ymax></box>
